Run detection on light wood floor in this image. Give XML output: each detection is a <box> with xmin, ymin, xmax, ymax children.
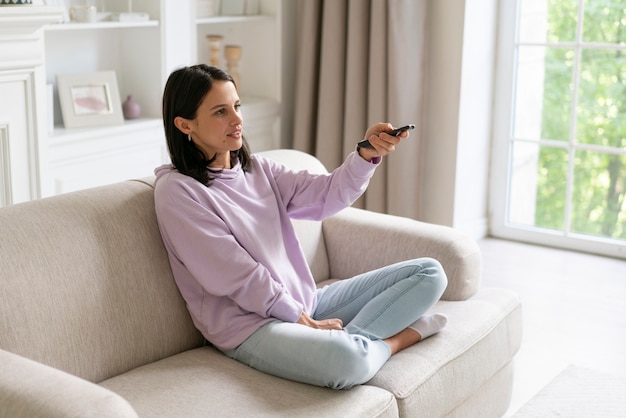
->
<box><xmin>477</xmin><ymin>238</ymin><xmax>626</xmax><ymax>417</ymax></box>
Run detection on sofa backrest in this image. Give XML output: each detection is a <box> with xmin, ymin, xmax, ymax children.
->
<box><xmin>257</xmin><ymin>149</ymin><xmax>331</xmax><ymax>283</ymax></box>
<box><xmin>0</xmin><ymin>180</ymin><xmax>204</xmax><ymax>383</ymax></box>
<box><xmin>0</xmin><ymin>150</ymin><xmax>332</xmax><ymax>384</ymax></box>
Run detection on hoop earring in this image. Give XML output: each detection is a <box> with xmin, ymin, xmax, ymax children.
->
<box><xmin>188</xmin><ymin>134</ymin><xmax>192</xmax><ymax>142</ymax></box>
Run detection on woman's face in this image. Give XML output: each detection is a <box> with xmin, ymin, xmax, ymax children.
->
<box><xmin>186</xmin><ymin>80</ymin><xmax>243</xmax><ymax>166</ymax></box>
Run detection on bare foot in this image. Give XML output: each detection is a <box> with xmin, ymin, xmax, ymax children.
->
<box><xmin>384</xmin><ymin>314</ymin><xmax>448</xmax><ymax>355</ymax></box>
<box><xmin>383</xmin><ymin>328</ymin><xmax>422</xmax><ymax>355</ymax></box>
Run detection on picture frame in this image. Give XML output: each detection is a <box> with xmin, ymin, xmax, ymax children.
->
<box><xmin>56</xmin><ymin>71</ymin><xmax>124</xmax><ymax>129</ymax></box>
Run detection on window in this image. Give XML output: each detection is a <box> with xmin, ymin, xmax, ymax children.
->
<box><xmin>491</xmin><ymin>0</ymin><xmax>626</xmax><ymax>258</ymax></box>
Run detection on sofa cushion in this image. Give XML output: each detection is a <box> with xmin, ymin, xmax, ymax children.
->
<box><xmin>0</xmin><ymin>181</ymin><xmax>204</xmax><ymax>383</ymax></box>
<box><xmin>100</xmin><ymin>347</ymin><xmax>398</xmax><ymax>418</ymax></box>
<box><xmin>365</xmin><ymin>287</ymin><xmax>522</xmax><ymax>417</ymax></box>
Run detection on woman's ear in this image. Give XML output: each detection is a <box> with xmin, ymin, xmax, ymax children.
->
<box><xmin>174</xmin><ymin>116</ymin><xmax>192</xmax><ymax>135</ymax></box>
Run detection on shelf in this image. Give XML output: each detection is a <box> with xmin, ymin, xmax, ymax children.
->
<box><xmin>44</xmin><ymin>20</ymin><xmax>158</xmax><ymax>31</ymax></box>
<box><xmin>48</xmin><ymin>118</ymin><xmax>161</xmax><ymax>145</ymax></box>
<box><xmin>0</xmin><ymin>6</ymin><xmax>63</xmax><ymax>35</ymax></box>
<box><xmin>196</xmin><ymin>15</ymin><xmax>272</xmax><ymax>25</ymax></box>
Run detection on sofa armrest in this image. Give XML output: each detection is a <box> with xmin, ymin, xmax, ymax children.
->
<box><xmin>0</xmin><ymin>349</ymin><xmax>137</xmax><ymax>418</ymax></box>
<box><xmin>322</xmin><ymin>207</ymin><xmax>482</xmax><ymax>301</ymax></box>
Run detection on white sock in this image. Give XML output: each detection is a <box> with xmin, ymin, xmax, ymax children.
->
<box><xmin>408</xmin><ymin>313</ymin><xmax>448</xmax><ymax>340</ymax></box>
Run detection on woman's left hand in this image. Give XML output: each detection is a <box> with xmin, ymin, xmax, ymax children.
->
<box><xmin>297</xmin><ymin>311</ymin><xmax>343</xmax><ymax>330</ymax></box>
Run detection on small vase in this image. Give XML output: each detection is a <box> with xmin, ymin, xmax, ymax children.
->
<box><xmin>122</xmin><ymin>95</ymin><xmax>141</xmax><ymax>119</ymax></box>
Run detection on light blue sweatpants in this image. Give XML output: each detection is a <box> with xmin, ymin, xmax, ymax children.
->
<box><xmin>224</xmin><ymin>258</ymin><xmax>447</xmax><ymax>389</ymax></box>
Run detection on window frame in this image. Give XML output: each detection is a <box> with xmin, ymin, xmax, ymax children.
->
<box><xmin>489</xmin><ymin>0</ymin><xmax>626</xmax><ymax>259</ymax></box>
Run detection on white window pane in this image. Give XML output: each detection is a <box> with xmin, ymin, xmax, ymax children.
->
<box><xmin>519</xmin><ymin>0</ymin><xmax>578</xmax><ymax>43</ymax></box>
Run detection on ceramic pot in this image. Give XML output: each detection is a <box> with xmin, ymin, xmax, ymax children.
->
<box><xmin>122</xmin><ymin>95</ymin><xmax>141</xmax><ymax>119</ymax></box>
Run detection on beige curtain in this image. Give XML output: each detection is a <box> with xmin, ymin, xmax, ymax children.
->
<box><xmin>292</xmin><ymin>0</ymin><xmax>427</xmax><ymax>219</ymax></box>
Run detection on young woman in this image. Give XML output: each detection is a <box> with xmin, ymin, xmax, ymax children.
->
<box><xmin>154</xmin><ymin>64</ymin><xmax>448</xmax><ymax>390</ymax></box>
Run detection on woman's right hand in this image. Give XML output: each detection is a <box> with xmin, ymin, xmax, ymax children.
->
<box><xmin>297</xmin><ymin>311</ymin><xmax>343</xmax><ymax>330</ymax></box>
<box><xmin>358</xmin><ymin>122</ymin><xmax>409</xmax><ymax>162</ymax></box>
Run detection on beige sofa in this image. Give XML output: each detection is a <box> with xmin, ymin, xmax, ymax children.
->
<box><xmin>0</xmin><ymin>149</ymin><xmax>522</xmax><ymax>417</ymax></box>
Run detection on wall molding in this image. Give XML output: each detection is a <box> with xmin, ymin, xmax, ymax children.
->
<box><xmin>0</xmin><ymin>69</ymin><xmax>42</xmax><ymax>202</ymax></box>
<box><xmin>0</xmin><ymin>123</ymin><xmax>12</xmax><ymax>207</ymax></box>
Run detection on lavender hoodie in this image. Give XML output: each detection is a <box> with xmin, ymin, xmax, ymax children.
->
<box><xmin>153</xmin><ymin>151</ymin><xmax>377</xmax><ymax>351</ymax></box>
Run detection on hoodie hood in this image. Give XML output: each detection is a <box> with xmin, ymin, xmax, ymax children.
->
<box><xmin>155</xmin><ymin>163</ymin><xmax>175</xmax><ymax>177</ymax></box>
<box><xmin>154</xmin><ymin>162</ymin><xmax>242</xmax><ymax>185</ymax></box>
<box><xmin>154</xmin><ymin>164</ymin><xmax>176</xmax><ymax>184</ymax></box>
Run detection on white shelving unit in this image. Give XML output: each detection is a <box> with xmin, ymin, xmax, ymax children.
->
<box><xmin>0</xmin><ymin>6</ymin><xmax>62</xmax><ymax>207</ymax></box>
<box><xmin>41</xmin><ymin>0</ymin><xmax>172</xmax><ymax>196</ymax></box>
<box><xmin>193</xmin><ymin>0</ymin><xmax>282</xmax><ymax>153</ymax></box>
<box><xmin>4</xmin><ymin>0</ymin><xmax>283</xmax><ymax>198</ymax></box>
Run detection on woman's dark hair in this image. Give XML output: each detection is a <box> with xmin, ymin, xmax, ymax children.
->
<box><xmin>162</xmin><ymin>64</ymin><xmax>251</xmax><ymax>186</ymax></box>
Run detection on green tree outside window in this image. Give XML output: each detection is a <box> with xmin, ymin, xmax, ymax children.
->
<box><xmin>532</xmin><ymin>0</ymin><xmax>625</xmax><ymax>239</ymax></box>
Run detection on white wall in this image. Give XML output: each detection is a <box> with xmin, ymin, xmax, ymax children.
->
<box><xmin>420</xmin><ymin>0</ymin><xmax>498</xmax><ymax>239</ymax></box>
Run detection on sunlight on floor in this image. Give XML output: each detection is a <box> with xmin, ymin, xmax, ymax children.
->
<box><xmin>477</xmin><ymin>238</ymin><xmax>626</xmax><ymax>416</ymax></box>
